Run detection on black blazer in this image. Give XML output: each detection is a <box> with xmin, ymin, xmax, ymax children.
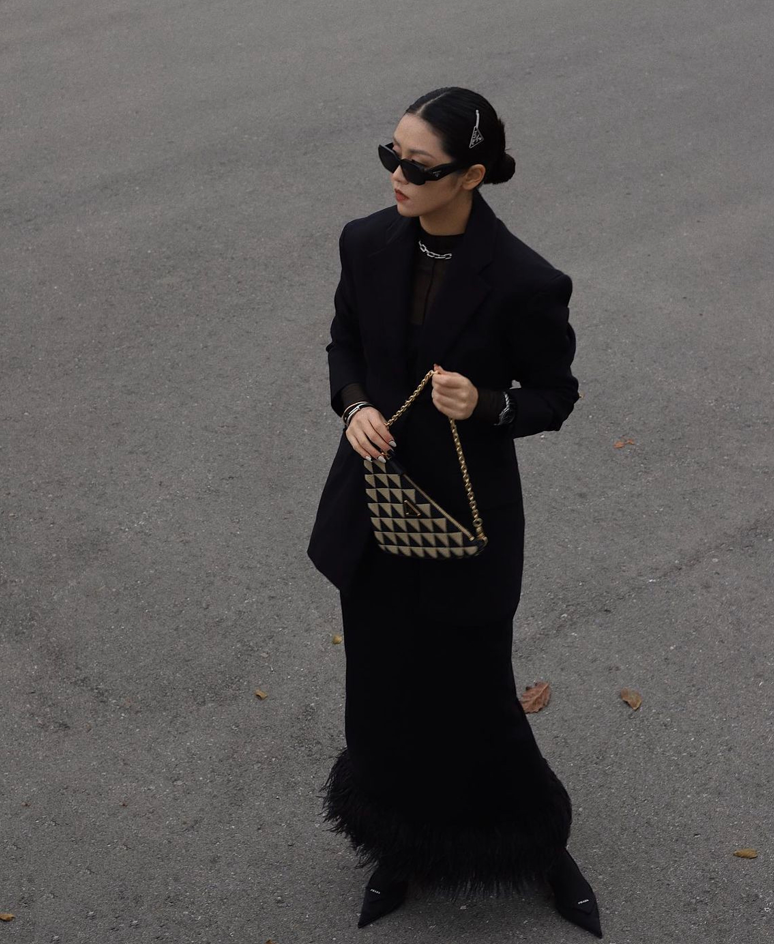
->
<box><xmin>308</xmin><ymin>189</ymin><xmax>579</xmax><ymax>624</ymax></box>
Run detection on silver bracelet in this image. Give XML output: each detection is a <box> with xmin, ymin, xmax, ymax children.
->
<box><xmin>495</xmin><ymin>391</ymin><xmax>514</xmax><ymax>426</ymax></box>
<box><xmin>343</xmin><ymin>401</ymin><xmax>372</xmax><ymax>428</ymax></box>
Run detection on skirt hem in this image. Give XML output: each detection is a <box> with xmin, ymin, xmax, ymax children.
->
<box><xmin>320</xmin><ymin>746</ymin><xmax>572</xmax><ymax>900</ymax></box>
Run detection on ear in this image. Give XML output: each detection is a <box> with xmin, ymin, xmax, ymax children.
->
<box><xmin>461</xmin><ymin>163</ymin><xmax>486</xmax><ymax>190</ymax></box>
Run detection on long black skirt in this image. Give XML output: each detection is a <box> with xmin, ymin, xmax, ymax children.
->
<box><xmin>320</xmin><ymin>537</ymin><xmax>572</xmax><ymax>899</ymax></box>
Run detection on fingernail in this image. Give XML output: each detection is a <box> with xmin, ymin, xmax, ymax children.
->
<box><xmin>389</xmin><ymin>440</ymin><xmax>397</xmax><ymax>448</ymax></box>
<box><xmin>376</xmin><ymin>455</ymin><xmax>387</xmax><ymax>464</ymax></box>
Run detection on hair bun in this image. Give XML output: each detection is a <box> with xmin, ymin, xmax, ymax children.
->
<box><xmin>488</xmin><ymin>151</ymin><xmax>515</xmax><ymax>185</ymax></box>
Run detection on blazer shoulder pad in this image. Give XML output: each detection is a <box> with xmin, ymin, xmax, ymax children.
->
<box><xmin>496</xmin><ymin>223</ymin><xmax>570</xmax><ymax>300</ymax></box>
<box><xmin>340</xmin><ymin>205</ymin><xmax>398</xmax><ymax>257</ymax></box>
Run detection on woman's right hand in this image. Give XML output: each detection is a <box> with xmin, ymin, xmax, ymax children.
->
<box><xmin>346</xmin><ymin>407</ymin><xmax>396</xmax><ymax>462</ymax></box>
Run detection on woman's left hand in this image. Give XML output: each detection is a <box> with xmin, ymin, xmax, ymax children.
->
<box><xmin>431</xmin><ymin>364</ymin><xmax>479</xmax><ymax>420</ymax></box>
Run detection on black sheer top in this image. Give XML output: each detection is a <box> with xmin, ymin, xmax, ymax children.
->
<box><xmin>340</xmin><ymin>222</ymin><xmax>504</xmax><ymax>423</ymax></box>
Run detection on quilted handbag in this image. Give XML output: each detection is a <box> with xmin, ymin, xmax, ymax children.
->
<box><xmin>363</xmin><ymin>369</ymin><xmax>488</xmax><ymax>559</ymax></box>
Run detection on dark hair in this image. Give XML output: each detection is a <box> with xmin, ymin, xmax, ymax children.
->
<box><xmin>405</xmin><ymin>87</ymin><xmax>515</xmax><ymax>187</ymax></box>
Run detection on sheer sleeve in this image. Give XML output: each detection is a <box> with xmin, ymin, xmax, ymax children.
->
<box><xmin>471</xmin><ymin>388</ymin><xmax>505</xmax><ymax>424</ymax></box>
<box><xmin>339</xmin><ymin>382</ymin><xmax>370</xmax><ymax>414</ymax></box>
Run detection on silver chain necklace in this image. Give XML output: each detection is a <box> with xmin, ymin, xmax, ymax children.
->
<box><xmin>418</xmin><ymin>239</ymin><xmax>452</xmax><ymax>260</ymax></box>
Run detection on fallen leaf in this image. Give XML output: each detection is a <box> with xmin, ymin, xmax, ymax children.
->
<box><xmin>734</xmin><ymin>849</ymin><xmax>758</xmax><ymax>859</ymax></box>
<box><xmin>332</xmin><ymin>634</ymin><xmax>343</xmax><ymax>645</ymax></box>
<box><xmin>254</xmin><ymin>689</ymin><xmax>268</xmax><ymax>700</ymax></box>
<box><xmin>614</xmin><ymin>438</ymin><xmax>635</xmax><ymax>449</ymax></box>
<box><xmin>519</xmin><ymin>681</ymin><xmax>551</xmax><ymax>713</ymax></box>
<box><xmin>620</xmin><ymin>688</ymin><xmax>642</xmax><ymax>710</ymax></box>
<box><xmin>0</xmin><ymin>914</ymin><xmax>15</xmax><ymax>922</ymax></box>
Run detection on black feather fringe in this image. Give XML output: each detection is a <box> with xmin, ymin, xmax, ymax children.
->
<box><xmin>319</xmin><ymin>747</ymin><xmax>572</xmax><ymax>900</ymax></box>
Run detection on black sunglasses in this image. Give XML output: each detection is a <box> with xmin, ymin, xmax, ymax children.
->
<box><xmin>378</xmin><ymin>142</ymin><xmax>463</xmax><ymax>186</ymax></box>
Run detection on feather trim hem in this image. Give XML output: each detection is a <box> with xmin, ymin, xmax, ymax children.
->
<box><xmin>319</xmin><ymin>747</ymin><xmax>572</xmax><ymax>899</ymax></box>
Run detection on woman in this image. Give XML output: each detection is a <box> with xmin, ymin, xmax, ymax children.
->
<box><xmin>308</xmin><ymin>87</ymin><xmax>603</xmax><ymax>938</ymax></box>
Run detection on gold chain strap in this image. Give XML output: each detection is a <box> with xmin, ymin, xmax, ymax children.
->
<box><xmin>385</xmin><ymin>370</ymin><xmax>487</xmax><ymax>544</ymax></box>
<box><xmin>385</xmin><ymin>368</ymin><xmax>436</xmax><ymax>427</ymax></box>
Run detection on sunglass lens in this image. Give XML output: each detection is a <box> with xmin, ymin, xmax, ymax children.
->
<box><xmin>378</xmin><ymin>144</ymin><xmax>428</xmax><ymax>185</ymax></box>
<box><xmin>378</xmin><ymin>145</ymin><xmax>399</xmax><ymax>173</ymax></box>
<box><xmin>402</xmin><ymin>164</ymin><xmax>425</xmax><ymax>185</ymax></box>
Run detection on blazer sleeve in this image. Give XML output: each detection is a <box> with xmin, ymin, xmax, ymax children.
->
<box><xmin>503</xmin><ymin>272</ymin><xmax>580</xmax><ymax>438</ymax></box>
<box><xmin>326</xmin><ymin>223</ymin><xmax>368</xmax><ymax>416</ymax></box>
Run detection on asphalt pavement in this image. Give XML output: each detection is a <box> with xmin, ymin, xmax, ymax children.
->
<box><xmin>1</xmin><ymin>0</ymin><xmax>772</xmax><ymax>942</ymax></box>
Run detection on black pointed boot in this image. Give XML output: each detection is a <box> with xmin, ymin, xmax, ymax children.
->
<box><xmin>357</xmin><ymin>864</ymin><xmax>409</xmax><ymax>928</ymax></box>
<box><xmin>547</xmin><ymin>847</ymin><xmax>603</xmax><ymax>938</ymax></box>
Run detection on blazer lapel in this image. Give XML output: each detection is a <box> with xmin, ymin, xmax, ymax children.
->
<box><xmin>364</xmin><ymin>190</ymin><xmax>498</xmax><ymax>393</ymax></box>
<box><xmin>366</xmin><ymin>211</ymin><xmax>417</xmax><ymax>396</ymax></box>
<box><xmin>417</xmin><ymin>190</ymin><xmax>496</xmax><ymax>370</ymax></box>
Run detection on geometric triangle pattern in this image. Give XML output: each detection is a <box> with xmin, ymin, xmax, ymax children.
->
<box><xmin>363</xmin><ymin>457</ymin><xmax>486</xmax><ymax>559</ymax></box>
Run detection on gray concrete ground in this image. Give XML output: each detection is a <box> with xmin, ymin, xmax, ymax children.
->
<box><xmin>1</xmin><ymin>0</ymin><xmax>772</xmax><ymax>942</ymax></box>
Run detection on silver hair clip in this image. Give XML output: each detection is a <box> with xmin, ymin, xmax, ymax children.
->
<box><xmin>469</xmin><ymin>108</ymin><xmax>484</xmax><ymax>148</ymax></box>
